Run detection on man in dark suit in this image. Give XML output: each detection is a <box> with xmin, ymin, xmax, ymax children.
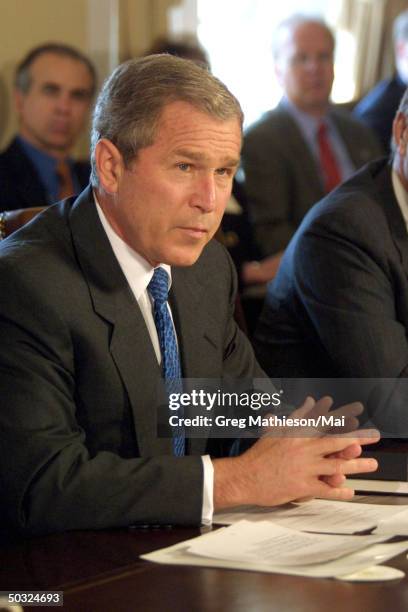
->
<box><xmin>255</xmin><ymin>88</ymin><xmax>408</xmax><ymax>425</ymax></box>
<box><xmin>354</xmin><ymin>9</ymin><xmax>408</xmax><ymax>152</ymax></box>
<box><xmin>0</xmin><ymin>43</ymin><xmax>95</xmax><ymax>211</ymax></box>
<box><xmin>242</xmin><ymin>15</ymin><xmax>382</xmax><ymax>261</ymax></box>
<box><xmin>0</xmin><ymin>55</ymin><xmax>378</xmax><ymax>536</ymax></box>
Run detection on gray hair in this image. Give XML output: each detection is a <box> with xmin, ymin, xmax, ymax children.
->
<box><xmin>15</xmin><ymin>42</ymin><xmax>96</xmax><ymax>95</ymax></box>
<box><xmin>394</xmin><ymin>10</ymin><xmax>408</xmax><ymax>45</ymax></box>
<box><xmin>391</xmin><ymin>87</ymin><xmax>408</xmax><ymax>155</ymax></box>
<box><xmin>90</xmin><ymin>54</ymin><xmax>243</xmax><ymax>186</ymax></box>
<box><xmin>272</xmin><ymin>14</ymin><xmax>335</xmax><ymax>60</ymax></box>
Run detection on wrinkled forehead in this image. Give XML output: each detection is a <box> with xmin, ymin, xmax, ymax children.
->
<box><xmin>155</xmin><ymin>99</ymin><xmax>242</xmax><ymax>135</ymax></box>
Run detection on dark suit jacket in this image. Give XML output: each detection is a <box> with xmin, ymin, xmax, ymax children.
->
<box><xmin>241</xmin><ymin>103</ymin><xmax>383</xmax><ymax>256</ymax></box>
<box><xmin>254</xmin><ymin>158</ymin><xmax>408</xmax><ymax>381</ymax></box>
<box><xmin>0</xmin><ymin>187</ymin><xmax>263</xmax><ymax>536</ymax></box>
<box><xmin>353</xmin><ymin>75</ymin><xmax>406</xmax><ymax>152</ymax></box>
<box><xmin>0</xmin><ymin>137</ymin><xmax>91</xmax><ymax>211</ymax></box>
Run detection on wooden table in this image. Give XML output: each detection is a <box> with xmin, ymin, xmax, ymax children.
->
<box><xmin>2</xmin><ymin>496</ymin><xmax>408</xmax><ymax>612</ymax></box>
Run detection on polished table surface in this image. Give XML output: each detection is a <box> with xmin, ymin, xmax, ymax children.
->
<box><xmin>2</xmin><ymin>496</ymin><xmax>408</xmax><ymax>612</ymax></box>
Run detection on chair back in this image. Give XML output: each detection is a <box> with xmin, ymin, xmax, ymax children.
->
<box><xmin>0</xmin><ymin>207</ymin><xmax>45</xmax><ymax>239</ymax></box>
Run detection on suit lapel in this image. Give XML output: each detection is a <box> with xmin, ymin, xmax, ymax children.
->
<box><xmin>331</xmin><ymin>112</ymin><xmax>376</xmax><ymax>168</ymax></box>
<box><xmin>170</xmin><ymin>265</ymin><xmax>220</xmax><ymax>455</ymax></box>
<box><xmin>68</xmin><ymin>188</ymin><xmax>172</xmax><ymax>456</ymax></box>
<box><xmin>276</xmin><ymin>104</ymin><xmax>324</xmax><ymax>197</ymax></box>
<box><xmin>7</xmin><ymin>139</ymin><xmax>48</xmax><ymax>207</ymax></box>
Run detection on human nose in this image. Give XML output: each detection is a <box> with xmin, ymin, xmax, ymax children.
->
<box><xmin>55</xmin><ymin>93</ymin><xmax>72</xmax><ymax>114</ymax></box>
<box><xmin>191</xmin><ymin>174</ymin><xmax>216</xmax><ymax>212</ymax></box>
<box><xmin>304</xmin><ymin>57</ymin><xmax>320</xmax><ymax>72</ymax></box>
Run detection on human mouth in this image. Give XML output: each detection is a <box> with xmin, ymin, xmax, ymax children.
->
<box><xmin>179</xmin><ymin>226</ymin><xmax>208</xmax><ymax>239</ymax></box>
<box><xmin>50</xmin><ymin>122</ymin><xmax>71</xmax><ymax>134</ymax></box>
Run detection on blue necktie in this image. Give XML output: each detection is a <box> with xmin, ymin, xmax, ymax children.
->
<box><xmin>148</xmin><ymin>267</ymin><xmax>185</xmax><ymax>456</ymax></box>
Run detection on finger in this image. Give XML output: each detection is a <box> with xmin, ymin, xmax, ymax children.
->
<box><xmin>313</xmin><ymin>402</ymin><xmax>363</xmax><ymax>434</ymax></box>
<box><xmin>321</xmin><ymin>473</ymin><xmax>346</xmax><ymax>488</ymax></box>
<box><xmin>318</xmin><ymin>457</ymin><xmax>378</xmax><ymax>477</ymax></box>
<box><xmin>329</xmin><ymin>443</ymin><xmax>362</xmax><ymax>460</ymax></box>
<box><xmin>314</xmin><ymin>432</ymin><xmax>379</xmax><ymax>455</ymax></box>
<box><xmin>301</xmin><ymin>401</ymin><xmax>365</xmax><ymax>436</ymax></box>
<box><xmin>329</xmin><ymin>401</ymin><xmax>364</xmax><ymax>419</ymax></box>
<box><xmin>291</xmin><ymin>396</ymin><xmax>316</xmax><ymax>419</ymax></box>
<box><xmin>316</xmin><ymin>483</ymin><xmax>355</xmax><ymax>502</ymax></box>
<box><xmin>353</xmin><ymin>429</ymin><xmax>381</xmax><ymax>443</ymax></box>
<box><xmin>319</xmin><ymin>416</ymin><xmax>360</xmax><ymax>435</ymax></box>
<box><xmin>307</xmin><ymin>395</ymin><xmax>333</xmax><ymax>416</ymax></box>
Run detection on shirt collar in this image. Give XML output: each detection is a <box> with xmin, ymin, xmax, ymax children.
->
<box><xmin>93</xmin><ymin>191</ymin><xmax>172</xmax><ymax>299</ymax></box>
<box><xmin>392</xmin><ymin>168</ymin><xmax>408</xmax><ymax>232</ymax></box>
<box><xmin>281</xmin><ymin>96</ymin><xmax>332</xmax><ymax>139</ymax></box>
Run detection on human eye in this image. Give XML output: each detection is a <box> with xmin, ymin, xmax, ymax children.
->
<box><xmin>177</xmin><ymin>162</ymin><xmax>192</xmax><ymax>172</ymax></box>
<box><xmin>318</xmin><ymin>52</ymin><xmax>332</xmax><ymax>63</ymax></box>
<box><xmin>292</xmin><ymin>53</ymin><xmax>307</xmax><ymax>66</ymax></box>
<box><xmin>71</xmin><ymin>88</ymin><xmax>91</xmax><ymax>101</ymax></box>
<box><xmin>215</xmin><ymin>167</ymin><xmax>234</xmax><ymax>177</ymax></box>
<box><xmin>41</xmin><ymin>83</ymin><xmax>59</xmax><ymax>96</ymax></box>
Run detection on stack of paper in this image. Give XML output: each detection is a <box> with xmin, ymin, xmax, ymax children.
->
<box><xmin>142</xmin><ymin>500</ymin><xmax>408</xmax><ymax>578</ymax></box>
<box><xmin>141</xmin><ymin>519</ymin><xmax>408</xmax><ymax>578</ymax></box>
<box><xmin>214</xmin><ymin>499</ymin><xmax>408</xmax><ymax>534</ymax></box>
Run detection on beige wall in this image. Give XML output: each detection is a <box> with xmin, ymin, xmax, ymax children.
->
<box><xmin>118</xmin><ymin>0</ymin><xmax>181</xmax><ymax>61</ymax></box>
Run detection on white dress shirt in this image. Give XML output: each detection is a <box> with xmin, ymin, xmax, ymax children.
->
<box><xmin>94</xmin><ymin>195</ymin><xmax>214</xmax><ymax>524</ymax></box>
<box><xmin>282</xmin><ymin>97</ymin><xmax>356</xmax><ymax>184</ymax></box>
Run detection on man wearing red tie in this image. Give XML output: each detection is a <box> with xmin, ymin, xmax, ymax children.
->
<box><xmin>242</xmin><ymin>14</ymin><xmax>382</xmax><ymax>264</ymax></box>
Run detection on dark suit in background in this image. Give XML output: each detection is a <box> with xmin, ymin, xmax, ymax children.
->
<box><xmin>241</xmin><ymin>104</ymin><xmax>383</xmax><ymax>257</ymax></box>
<box><xmin>353</xmin><ymin>75</ymin><xmax>406</xmax><ymax>152</ymax></box>
<box><xmin>254</xmin><ymin>158</ymin><xmax>408</xmax><ymax>380</ymax></box>
<box><xmin>0</xmin><ymin>138</ymin><xmax>90</xmax><ymax>211</ymax></box>
<box><xmin>0</xmin><ymin>187</ymin><xmax>262</xmax><ymax>536</ymax></box>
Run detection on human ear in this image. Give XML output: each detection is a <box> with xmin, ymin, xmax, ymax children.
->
<box><xmin>392</xmin><ymin>112</ymin><xmax>408</xmax><ymax>156</ymax></box>
<box><xmin>94</xmin><ymin>139</ymin><xmax>124</xmax><ymax>194</ymax></box>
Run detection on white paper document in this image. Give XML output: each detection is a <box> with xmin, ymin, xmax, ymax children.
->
<box><xmin>374</xmin><ymin>507</ymin><xmax>408</xmax><ymax>536</ymax></box>
<box><xmin>141</xmin><ymin>526</ymin><xmax>408</xmax><ymax>578</ymax></box>
<box><xmin>214</xmin><ymin>499</ymin><xmax>406</xmax><ymax>534</ymax></box>
<box><xmin>187</xmin><ymin>520</ymin><xmax>387</xmax><ymax>566</ymax></box>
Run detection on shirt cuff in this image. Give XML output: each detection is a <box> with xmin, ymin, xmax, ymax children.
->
<box><xmin>201</xmin><ymin>455</ymin><xmax>214</xmax><ymax>525</ymax></box>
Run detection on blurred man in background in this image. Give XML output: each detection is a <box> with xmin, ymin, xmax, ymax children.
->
<box><xmin>0</xmin><ymin>43</ymin><xmax>96</xmax><ymax>211</ymax></box>
<box><xmin>242</xmin><ymin>15</ymin><xmax>382</xmax><ymax>262</ymax></box>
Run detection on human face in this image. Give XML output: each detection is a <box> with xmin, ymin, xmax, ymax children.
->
<box><xmin>100</xmin><ymin>101</ymin><xmax>241</xmax><ymax>267</ymax></box>
<box><xmin>276</xmin><ymin>22</ymin><xmax>334</xmax><ymax>116</ymax></box>
<box><xmin>15</xmin><ymin>52</ymin><xmax>94</xmax><ymax>157</ymax></box>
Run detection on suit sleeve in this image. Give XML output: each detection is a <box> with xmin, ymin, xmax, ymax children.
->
<box><xmin>0</xmin><ymin>258</ymin><xmax>204</xmax><ymax>535</ymax></box>
<box><xmin>293</xmin><ymin>214</ymin><xmax>408</xmax><ymax>378</ymax></box>
<box><xmin>241</xmin><ymin>132</ymin><xmax>298</xmax><ymax>257</ymax></box>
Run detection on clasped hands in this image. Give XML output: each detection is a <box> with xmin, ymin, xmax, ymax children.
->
<box><xmin>213</xmin><ymin>396</ymin><xmax>380</xmax><ymax>511</ymax></box>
